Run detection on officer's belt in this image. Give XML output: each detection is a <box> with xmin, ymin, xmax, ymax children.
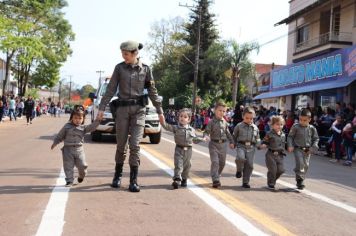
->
<box><xmin>111</xmin><ymin>95</ymin><xmax>147</xmax><ymax>107</ymax></box>
<box><xmin>268</xmin><ymin>149</ymin><xmax>286</xmax><ymax>156</ymax></box>
<box><xmin>238</xmin><ymin>141</ymin><xmax>255</xmax><ymax>146</ymax></box>
<box><xmin>211</xmin><ymin>139</ymin><xmax>226</xmax><ymax>143</ymax></box>
<box><xmin>295</xmin><ymin>146</ymin><xmax>310</xmax><ymax>152</ymax></box>
<box><xmin>176</xmin><ymin>145</ymin><xmax>192</xmax><ymax>150</ymax></box>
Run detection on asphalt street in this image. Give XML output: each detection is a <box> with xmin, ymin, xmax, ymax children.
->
<box><xmin>0</xmin><ymin>115</ymin><xmax>355</xmax><ymax>236</ymax></box>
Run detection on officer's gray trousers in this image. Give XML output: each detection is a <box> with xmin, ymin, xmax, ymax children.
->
<box><xmin>265</xmin><ymin>151</ymin><xmax>285</xmax><ymax>186</ymax></box>
<box><xmin>209</xmin><ymin>141</ymin><xmax>227</xmax><ymax>182</ymax></box>
<box><xmin>235</xmin><ymin>146</ymin><xmax>255</xmax><ymax>184</ymax></box>
<box><xmin>293</xmin><ymin>148</ymin><xmax>310</xmax><ymax>181</ymax></box>
<box><xmin>62</xmin><ymin>146</ymin><xmax>87</xmax><ymax>182</ymax></box>
<box><xmin>173</xmin><ymin>146</ymin><xmax>192</xmax><ymax>180</ymax></box>
<box><xmin>115</xmin><ymin>105</ymin><xmax>145</xmax><ymax>167</ymax></box>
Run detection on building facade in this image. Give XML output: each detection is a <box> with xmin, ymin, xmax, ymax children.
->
<box><xmin>255</xmin><ymin>0</ymin><xmax>356</xmax><ymax>111</ymax></box>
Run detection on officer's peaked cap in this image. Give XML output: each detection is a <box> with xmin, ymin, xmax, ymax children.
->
<box><xmin>120</xmin><ymin>40</ymin><xmax>143</xmax><ymax>51</ymax></box>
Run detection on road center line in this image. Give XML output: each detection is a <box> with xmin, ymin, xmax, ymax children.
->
<box><xmin>36</xmin><ymin>169</ymin><xmax>69</xmax><ymax>236</ymax></box>
<box><xmin>140</xmin><ymin>148</ymin><xmax>269</xmax><ymax>236</ymax></box>
<box><xmin>162</xmin><ymin>137</ymin><xmax>356</xmax><ymax>214</ymax></box>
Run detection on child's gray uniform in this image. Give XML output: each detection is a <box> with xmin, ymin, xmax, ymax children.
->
<box><xmin>287</xmin><ymin>123</ymin><xmax>319</xmax><ymax>182</ymax></box>
<box><xmin>52</xmin><ymin>120</ymin><xmax>100</xmax><ymax>182</ymax></box>
<box><xmin>162</xmin><ymin>122</ymin><xmax>202</xmax><ymax>181</ymax></box>
<box><xmin>263</xmin><ymin>130</ymin><xmax>286</xmax><ymax>186</ymax></box>
<box><xmin>232</xmin><ymin>122</ymin><xmax>261</xmax><ymax>184</ymax></box>
<box><xmin>204</xmin><ymin>117</ymin><xmax>234</xmax><ymax>182</ymax></box>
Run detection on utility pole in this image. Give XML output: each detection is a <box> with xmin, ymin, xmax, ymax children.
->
<box><xmin>58</xmin><ymin>80</ymin><xmax>62</xmax><ymax>102</ymax></box>
<box><xmin>96</xmin><ymin>70</ymin><xmax>104</xmax><ymax>88</ymax></box>
<box><xmin>179</xmin><ymin>3</ymin><xmax>201</xmax><ymax>117</ymax></box>
<box><xmin>68</xmin><ymin>75</ymin><xmax>72</xmax><ymax>103</ymax></box>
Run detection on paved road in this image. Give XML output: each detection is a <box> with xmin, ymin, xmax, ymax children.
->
<box><xmin>0</xmin><ymin>115</ymin><xmax>355</xmax><ymax>236</ymax></box>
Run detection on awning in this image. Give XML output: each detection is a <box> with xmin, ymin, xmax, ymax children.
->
<box><xmin>275</xmin><ymin>0</ymin><xmax>329</xmax><ymax>26</ymax></box>
<box><xmin>254</xmin><ymin>77</ymin><xmax>356</xmax><ymax>100</ymax></box>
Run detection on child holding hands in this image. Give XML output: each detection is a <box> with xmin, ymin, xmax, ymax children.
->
<box><xmin>160</xmin><ymin>108</ymin><xmax>204</xmax><ymax>189</ymax></box>
<box><xmin>51</xmin><ymin>105</ymin><xmax>100</xmax><ymax>186</ymax></box>
<box><xmin>260</xmin><ymin>116</ymin><xmax>286</xmax><ymax>190</ymax></box>
<box><xmin>204</xmin><ymin>101</ymin><xmax>235</xmax><ymax>188</ymax></box>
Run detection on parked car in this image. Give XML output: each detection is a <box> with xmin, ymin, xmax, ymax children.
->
<box><xmin>89</xmin><ymin>77</ymin><xmax>162</xmax><ymax>144</ymax></box>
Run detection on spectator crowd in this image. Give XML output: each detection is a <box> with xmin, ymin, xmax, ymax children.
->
<box><xmin>0</xmin><ymin>93</ymin><xmax>63</xmax><ymax>124</ymax></box>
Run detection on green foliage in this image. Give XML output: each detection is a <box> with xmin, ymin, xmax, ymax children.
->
<box><xmin>31</xmin><ymin>59</ymin><xmax>60</xmax><ymax>87</ymax></box>
<box><xmin>24</xmin><ymin>87</ymin><xmax>39</xmax><ymax>99</ymax></box>
<box><xmin>80</xmin><ymin>84</ymin><xmax>95</xmax><ymax>99</ymax></box>
<box><xmin>146</xmin><ymin>3</ymin><xmax>258</xmax><ymax>109</ymax></box>
<box><xmin>0</xmin><ymin>0</ymin><xmax>75</xmax><ymax>95</ymax></box>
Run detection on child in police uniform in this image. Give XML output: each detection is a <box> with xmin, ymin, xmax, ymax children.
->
<box><xmin>160</xmin><ymin>108</ymin><xmax>204</xmax><ymax>189</ymax></box>
<box><xmin>51</xmin><ymin>105</ymin><xmax>100</xmax><ymax>186</ymax></box>
<box><xmin>260</xmin><ymin>116</ymin><xmax>286</xmax><ymax>190</ymax></box>
<box><xmin>287</xmin><ymin>108</ymin><xmax>319</xmax><ymax>190</ymax></box>
<box><xmin>232</xmin><ymin>107</ymin><xmax>261</xmax><ymax>188</ymax></box>
<box><xmin>204</xmin><ymin>101</ymin><xmax>235</xmax><ymax>188</ymax></box>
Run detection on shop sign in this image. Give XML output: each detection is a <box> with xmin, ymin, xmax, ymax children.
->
<box><xmin>271</xmin><ymin>45</ymin><xmax>356</xmax><ymax>91</ymax></box>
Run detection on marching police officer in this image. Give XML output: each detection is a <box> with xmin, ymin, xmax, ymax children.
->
<box><xmin>97</xmin><ymin>40</ymin><xmax>164</xmax><ymax>192</ymax></box>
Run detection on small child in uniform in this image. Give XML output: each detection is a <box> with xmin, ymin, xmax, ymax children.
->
<box><xmin>287</xmin><ymin>108</ymin><xmax>319</xmax><ymax>190</ymax></box>
<box><xmin>260</xmin><ymin>116</ymin><xmax>286</xmax><ymax>190</ymax></box>
<box><xmin>51</xmin><ymin>105</ymin><xmax>100</xmax><ymax>186</ymax></box>
<box><xmin>204</xmin><ymin>101</ymin><xmax>235</xmax><ymax>188</ymax></box>
<box><xmin>160</xmin><ymin>108</ymin><xmax>204</xmax><ymax>189</ymax></box>
<box><xmin>232</xmin><ymin>107</ymin><xmax>261</xmax><ymax>188</ymax></box>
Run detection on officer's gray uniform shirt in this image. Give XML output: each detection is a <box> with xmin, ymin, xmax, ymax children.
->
<box><xmin>287</xmin><ymin>123</ymin><xmax>319</xmax><ymax>149</ymax></box>
<box><xmin>98</xmin><ymin>60</ymin><xmax>162</xmax><ymax>114</ymax></box>
<box><xmin>204</xmin><ymin>117</ymin><xmax>233</xmax><ymax>143</ymax></box>
<box><xmin>162</xmin><ymin>121</ymin><xmax>201</xmax><ymax>180</ymax></box>
<box><xmin>263</xmin><ymin>130</ymin><xmax>286</xmax><ymax>186</ymax></box>
<box><xmin>232</xmin><ymin>122</ymin><xmax>260</xmax><ymax>184</ymax></box>
<box><xmin>161</xmin><ymin>122</ymin><xmax>198</xmax><ymax>147</ymax></box>
<box><xmin>233</xmin><ymin>122</ymin><xmax>261</xmax><ymax>146</ymax></box>
<box><xmin>52</xmin><ymin>121</ymin><xmax>100</xmax><ymax>182</ymax></box>
<box><xmin>53</xmin><ymin>121</ymin><xmax>100</xmax><ymax>147</ymax></box>
<box><xmin>263</xmin><ymin>130</ymin><xmax>286</xmax><ymax>151</ymax></box>
<box><xmin>287</xmin><ymin>123</ymin><xmax>319</xmax><ymax>181</ymax></box>
<box><xmin>204</xmin><ymin>118</ymin><xmax>233</xmax><ymax>181</ymax></box>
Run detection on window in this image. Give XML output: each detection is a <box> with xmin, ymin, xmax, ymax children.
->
<box><xmin>354</xmin><ymin>0</ymin><xmax>356</xmax><ymax>27</ymax></box>
<box><xmin>297</xmin><ymin>25</ymin><xmax>309</xmax><ymax>44</ymax></box>
<box><xmin>332</xmin><ymin>6</ymin><xmax>341</xmax><ymax>34</ymax></box>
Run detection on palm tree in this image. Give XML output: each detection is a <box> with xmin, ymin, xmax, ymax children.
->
<box><xmin>228</xmin><ymin>40</ymin><xmax>259</xmax><ymax>108</ymax></box>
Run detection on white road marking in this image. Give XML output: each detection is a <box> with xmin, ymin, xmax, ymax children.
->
<box><xmin>36</xmin><ymin>169</ymin><xmax>69</xmax><ymax>236</ymax></box>
<box><xmin>141</xmin><ymin>149</ymin><xmax>269</xmax><ymax>236</ymax></box>
<box><xmin>162</xmin><ymin>137</ymin><xmax>356</xmax><ymax>214</ymax></box>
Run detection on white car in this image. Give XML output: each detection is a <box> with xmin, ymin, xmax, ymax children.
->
<box><xmin>89</xmin><ymin>78</ymin><xmax>161</xmax><ymax>144</ymax></box>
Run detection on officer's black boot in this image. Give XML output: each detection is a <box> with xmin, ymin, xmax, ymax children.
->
<box><xmin>111</xmin><ymin>163</ymin><xmax>123</xmax><ymax>188</ymax></box>
<box><xmin>129</xmin><ymin>166</ymin><xmax>140</xmax><ymax>192</ymax></box>
<box><xmin>296</xmin><ymin>179</ymin><xmax>305</xmax><ymax>190</ymax></box>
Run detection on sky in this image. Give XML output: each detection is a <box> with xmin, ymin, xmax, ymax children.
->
<box><xmin>60</xmin><ymin>0</ymin><xmax>290</xmax><ymax>88</ymax></box>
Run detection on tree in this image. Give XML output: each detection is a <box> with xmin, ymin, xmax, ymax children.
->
<box><xmin>80</xmin><ymin>84</ymin><xmax>95</xmax><ymax>99</ymax></box>
<box><xmin>0</xmin><ymin>0</ymin><xmax>74</xmax><ymax>95</ymax></box>
<box><xmin>146</xmin><ymin>17</ymin><xmax>192</xmax><ymax>108</ymax></box>
<box><xmin>181</xmin><ymin>0</ymin><xmax>219</xmax><ymax>95</ymax></box>
<box><xmin>226</xmin><ymin>40</ymin><xmax>259</xmax><ymax>108</ymax></box>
